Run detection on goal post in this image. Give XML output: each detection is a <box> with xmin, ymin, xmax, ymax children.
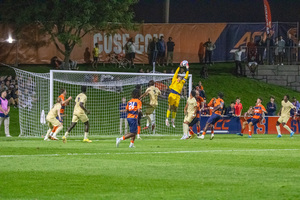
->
<box><xmin>15</xmin><ymin>67</ymin><xmax>192</xmax><ymax>137</ymax></box>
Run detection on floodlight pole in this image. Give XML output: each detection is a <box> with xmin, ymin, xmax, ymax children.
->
<box><xmin>164</xmin><ymin>0</ymin><xmax>170</xmax><ymax>23</ymax></box>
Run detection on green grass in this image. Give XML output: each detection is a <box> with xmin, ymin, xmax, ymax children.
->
<box><xmin>0</xmin><ymin>135</ymin><xmax>299</xmax><ymax>199</ymax></box>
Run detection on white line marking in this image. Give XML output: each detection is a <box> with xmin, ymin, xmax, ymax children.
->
<box><xmin>0</xmin><ymin>149</ymin><xmax>299</xmax><ymax>158</ymax></box>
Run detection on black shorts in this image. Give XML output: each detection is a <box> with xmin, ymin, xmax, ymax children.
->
<box><xmin>93</xmin><ymin>57</ymin><xmax>98</xmax><ymax>62</ymax></box>
<box><xmin>129</xmin><ymin>53</ymin><xmax>135</xmax><ymax>59</ymax></box>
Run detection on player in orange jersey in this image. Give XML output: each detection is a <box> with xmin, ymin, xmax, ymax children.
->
<box><xmin>237</xmin><ymin>98</ymin><xmax>267</xmax><ymax>138</ymax></box>
<box><xmin>116</xmin><ymin>89</ymin><xmax>142</xmax><ymax>148</ymax></box>
<box><xmin>198</xmin><ymin>93</ymin><xmax>224</xmax><ymax>140</ymax></box>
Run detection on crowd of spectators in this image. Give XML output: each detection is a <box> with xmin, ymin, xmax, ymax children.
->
<box><xmin>0</xmin><ymin>76</ymin><xmax>19</xmax><ymax>108</ymax></box>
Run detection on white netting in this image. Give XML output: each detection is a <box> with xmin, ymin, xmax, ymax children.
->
<box><xmin>14</xmin><ymin>68</ymin><xmax>192</xmax><ymax>137</ymax></box>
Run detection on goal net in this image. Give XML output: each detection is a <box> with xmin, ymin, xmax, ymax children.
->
<box><xmin>14</xmin><ymin>68</ymin><xmax>192</xmax><ymax>137</ymax></box>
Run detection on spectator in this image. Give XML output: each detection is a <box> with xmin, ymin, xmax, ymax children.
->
<box><xmin>146</xmin><ymin>69</ymin><xmax>150</xmax><ymax>73</ymax></box>
<box><xmin>256</xmin><ymin>35</ymin><xmax>265</xmax><ymax>64</ymax></box>
<box><xmin>138</xmin><ymin>68</ymin><xmax>144</xmax><ymax>73</ymax></box>
<box><xmin>150</xmin><ymin>37</ymin><xmax>159</xmax><ymax>65</ymax></box>
<box><xmin>119</xmin><ymin>97</ymin><xmax>128</xmax><ymax>135</ymax></box>
<box><xmin>0</xmin><ymin>89</ymin><xmax>11</xmax><ymax>137</ymax></box>
<box><xmin>247</xmin><ymin>37</ymin><xmax>257</xmax><ymax>62</ymax></box>
<box><xmin>225</xmin><ymin>102</ymin><xmax>236</xmax><ymax>117</ymax></box>
<box><xmin>278</xmin><ymin>36</ymin><xmax>286</xmax><ymax>65</ymax></box>
<box><xmin>266</xmin><ymin>96</ymin><xmax>277</xmax><ymax>116</ymax></box>
<box><xmin>196</xmin><ymin>81</ymin><xmax>206</xmax><ymax>99</ymax></box>
<box><xmin>286</xmin><ymin>33</ymin><xmax>295</xmax><ymax>65</ymax></box>
<box><xmin>265</xmin><ymin>33</ymin><xmax>274</xmax><ymax>65</ymax></box>
<box><xmin>126</xmin><ymin>38</ymin><xmax>136</xmax><ymax>68</ymax></box>
<box><xmin>84</xmin><ymin>47</ymin><xmax>91</xmax><ymax>63</ymax></box>
<box><xmin>50</xmin><ymin>56</ymin><xmax>63</xmax><ymax>69</ymax></box>
<box><xmin>158</xmin><ymin>36</ymin><xmax>166</xmax><ymax>66</ymax></box>
<box><xmin>92</xmin><ymin>43</ymin><xmax>99</xmax><ymax>69</ymax></box>
<box><xmin>198</xmin><ymin>42</ymin><xmax>205</xmax><ymax>64</ymax></box>
<box><xmin>291</xmin><ymin>97</ymin><xmax>300</xmax><ymax>116</ymax></box>
<box><xmin>147</xmin><ymin>38</ymin><xmax>152</xmax><ymax>65</ymax></box>
<box><xmin>234</xmin><ymin>46</ymin><xmax>243</xmax><ymax>76</ymax></box>
<box><xmin>166</xmin><ymin>37</ymin><xmax>175</xmax><ymax>66</ymax></box>
<box><xmin>274</xmin><ymin>37</ymin><xmax>279</xmax><ymax>65</ymax></box>
<box><xmin>203</xmin><ymin>38</ymin><xmax>216</xmax><ymax>65</ymax></box>
<box><xmin>234</xmin><ymin>97</ymin><xmax>243</xmax><ymax>116</ymax></box>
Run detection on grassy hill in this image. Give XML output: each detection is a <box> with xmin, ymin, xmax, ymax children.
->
<box><xmin>1</xmin><ymin>62</ymin><xmax>300</xmax><ymax>136</ymax></box>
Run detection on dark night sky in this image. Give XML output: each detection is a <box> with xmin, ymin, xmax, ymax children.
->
<box><xmin>133</xmin><ymin>0</ymin><xmax>300</xmax><ymax>23</ymax></box>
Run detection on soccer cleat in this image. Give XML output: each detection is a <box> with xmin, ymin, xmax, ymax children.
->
<box><xmin>83</xmin><ymin>138</ymin><xmax>92</xmax><ymax>143</ymax></box>
<box><xmin>236</xmin><ymin>133</ymin><xmax>243</xmax><ymax>136</ymax></box>
<box><xmin>198</xmin><ymin>135</ymin><xmax>205</xmax><ymax>139</ymax></box>
<box><xmin>129</xmin><ymin>143</ymin><xmax>135</xmax><ymax>148</ymax></box>
<box><xmin>6</xmin><ymin>135</ymin><xmax>12</xmax><ymax>137</ymax></box>
<box><xmin>248</xmin><ymin>135</ymin><xmax>252</xmax><ymax>138</ymax></box>
<box><xmin>180</xmin><ymin>135</ymin><xmax>188</xmax><ymax>140</ymax></box>
<box><xmin>165</xmin><ymin>119</ymin><xmax>170</xmax><ymax>127</ymax></box>
<box><xmin>190</xmin><ymin>134</ymin><xmax>196</xmax><ymax>139</ymax></box>
<box><xmin>51</xmin><ymin>136</ymin><xmax>59</xmax><ymax>140</ymax></box>
<box><xmin>44</xmin><ymin>136</ymin><xmax>50</xmax><ymax>141</ymax></box>
<box><xmin>277</xmin><ymin>134</ymin><xmax>282</xmax><ymax>138</ymax></box>
<box><xmin>171</xmin><ymin>120</ymin><xmax>175</xmax><ymax>128</ymax></box>
<box><xmin>143</xmin><ymin>126</ymin><xmax>149</xmax><ymax>130</ymax></box>
<box><xmin>116</xmin><ymin>138</ymin><xmax>121</xmax><ymax>147</ymax></box>
<box><xmin>210</xmin><ymin>134</ymin><xmax>214</xmax><ymax>140</ymax></box>
<box><xmin>137</xmin><ymin>135</ymin><xmax>142</xmax><ymax>139</ymax></box>
<box><xmin>62</xmin><ymin>136</ymin><xmax>67</xmax><ymax>143</ymax></box>
<box><xmin>290</xmin><ymin>131</ymin><xmax>295</xmax><ymax>137</ymax></box>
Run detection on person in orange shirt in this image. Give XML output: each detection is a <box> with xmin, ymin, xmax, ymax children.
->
<box><xmin>207</xmin><ymin>97</ymin><xmax>216</xmax><ymax>116</ymax></box>
<box><xmin>188</xmin><ymin>90</ymin><xmax>205</xmax><ymax>138</ymax></box>
<box><xmin>49</xmin><ymin>88</ymin><xmax>72</xmax><ymax>140</ymax></box>
<box><xmin>116</xmin><ymin>89</ymin><xmax>142</xmax><ymax>148</ymax></box>
<box><xmin>198</xmin><ymin>93</ymin><xmax>224</xmax><ymax>140</ymax></box>
<box><xmin>237</xmin><ymin>98</ymin><xmax>267</xmax><ymax>138</ymax></box>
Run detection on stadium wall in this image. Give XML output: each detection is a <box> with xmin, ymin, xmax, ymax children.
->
<box><xmin>0</xmin><ymin>23</ymin><xmax>297</xmax><ymax>65</ymax></box>
<box><xmin>197</xmin><ymin>116</ymin><xmax>299</xmax><ymax>134</ymax></box>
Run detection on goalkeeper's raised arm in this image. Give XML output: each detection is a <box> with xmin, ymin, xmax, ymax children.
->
<box><xmin>166</xmin><ymin>60</ymin><xmax>190</xmax><ymax>128</ymax></box>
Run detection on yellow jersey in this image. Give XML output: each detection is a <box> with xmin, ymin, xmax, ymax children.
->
<box><xmin>169</xmin><ymin>67</ymin><xmax>189</xmax><ymax>94</ymax></box>
<box><xmin>74</xmin><ymin>93</ymin><xmax>87</xmax><ymax>115</ymax></box>
<box><xmin>146</xmin><ymin>86</ymin><xmax>161</xmax><ymax>106</ymax></box>
<box><xmin>93</xmin><ymin>47</ymin><xmax>99</xmax><ymax>57</ymax></box>
<box><xmin>47</xmin><ymin>103</ymin><xmax>61</xmax><ymax>119</ymax></box>
<box><xmin>281</xmin><ymin>100</ymin><xmax>295</xmax><ymax>117</ymax></box>
<box><xmin>187</xmin><ymin>97</ymin><xmax>197</xmax><ymax>114</ymax></box>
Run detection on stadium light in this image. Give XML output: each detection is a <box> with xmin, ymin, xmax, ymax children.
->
<box><xmin>4</xmin><ymin>34</ymin><xmax>18</xmax><ymax>66</ymax></box>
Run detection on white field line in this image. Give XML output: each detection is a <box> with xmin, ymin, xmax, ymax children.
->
<box><xmin>0</xmin><ymin>149</ymin><xmax>299</xmax><ymax>158</ymax></box>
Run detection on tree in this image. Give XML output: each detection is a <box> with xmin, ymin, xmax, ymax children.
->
<box><xmin>0</xmin><ymin>0</ymin><xmax>138</xmax><ymax>69</ymax></box>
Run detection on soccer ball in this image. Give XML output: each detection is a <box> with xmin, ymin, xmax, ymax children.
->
<box><xmin>180</xmin><ymin>60</ymin><xmax>189</xmax><ymax>69</ymax></box>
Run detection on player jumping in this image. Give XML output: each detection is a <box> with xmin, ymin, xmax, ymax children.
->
<box><xmin>198</xmin><ymin>93</ymin><xmax>224</xmax><ymax>140</ymax></box>
<box><xmin>276</xmin><ymin>95</ymin><xmax>296</xmax><ymax>138</ymax></box>
<box><xmin>166</xmin><ymin>60</ymin><xmax>189</xmax><ymax>128</ymax></box>
<box><xmin>237</xmin><ymin>98</ymin><xmax>267</xmax><ymax>138</ymax></box>
<box><xmin>140</xmin><ymin>80</ymin><xmax>161</xmax><ymax>133</ymax></box>
<box><xmin>63</xmin><ymin>86</ymin><xmax>91</xmax><ymax>143</ymax></box>
<box><xmin>181</xmin><ymin>90</ymin><xmax>197</xmax><ymax>139</ymax></box>
<box><xmin>44</xmin><ymin>97</ymin><xmax>63</xmax><ymax>141</ymax></box>
<box><xmin>116</xmin><ymin>89</ymin><xmax>142</xmax><ymax>148</ymax></box>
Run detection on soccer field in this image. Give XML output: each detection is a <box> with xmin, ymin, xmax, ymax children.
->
<box><xmin>0</xmin><ymin>135</ymin><xmax>299</xmax><ymax>200</ymax></box>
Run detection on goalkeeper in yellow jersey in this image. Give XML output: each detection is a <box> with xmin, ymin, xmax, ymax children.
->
<box><xmin>166</xmin><ymin>60</ymin><xmax>189</xmax><ymax>128</ymax></box>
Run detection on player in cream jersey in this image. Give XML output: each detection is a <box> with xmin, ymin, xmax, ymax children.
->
<box><xmin>140</xmin><ymin>80</ymin><xmax>161</xmax><ymax>133</ymax></box>
<box><xmin>276</xmin><ymin>95</ymin><xmax>296</xmax><ymax>138</ymax></box>
<box><xmin>44</xmin><ymin>97</ymin><xmax>63</xmax><ymax>141</ymax></box>
<box><xmin>181</xmin><ymin>90</ymin><xmax>197</xmax><ymax>140</ymax></box>
<box><xmin>63</xmin><ymin>86</ymin><xmax>91</xmax><ymax>143</ymax></box>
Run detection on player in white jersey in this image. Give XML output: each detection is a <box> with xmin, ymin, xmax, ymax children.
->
<box><xmin>181</xmin><ymin>90</ymin><xmax>197</xmax><ymax>140</ymax></box>
<box><xmin>63</xmin><ymin>86</ymin><xmax>91</xmax><ymax>143</ymax></box>
<box><xmin>44</xmin><ymin>97</ymin><xmax>63</xmax><ymax>141</ymax></box>
<box><xmin>276</xmin><ymin>95</ymin><xmax>296</xmax><ymax>138</ymax></box>
<box><xmin>140</xmin><ymin>80</ymin><xmax>161</xmax><ymax>136</ymax></box>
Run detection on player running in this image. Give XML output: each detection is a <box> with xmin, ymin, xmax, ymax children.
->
<box><xmin>181</xmin><ymin>90</ymin><xmax>197</xmax><ymax>139</ymax></box>
<box><xmin>116</xmin><ymin>89</ymin><xmax>142</xmax><ymax>148</ymax></box>
<box><xmin>48</xmin><ymin>88</ymin><xmax>72</xmax><ymax>139</ymax></box>
<box><xmin>63</xmin><ymin>86</ymin><xmax>91</xmax><ymax>143</ymax></box>
<box><xmin>140</xmin><ymin>80</ymin><xmax>161</xmax><ymax>133</ymax></box>
<box><xmin>237</xmin><ymin>98</ymin><xmax>267</xmax><ymax>138</ymax></box>
<box><xmin>198</xmin><ymin>93</ymin><xmax>224</xmax><ymax>140</ymax></box>
<box><xmin>276</xmin><ymin>95</ymin><xmax>296</xmax><ymax>138</ymax></box>
<box><xmin>44</xmin><ymin>97</ymin><xmax>63</xmax><ymax>141</ymax></box>
<box><xmin>166</xmin><ymin>60</ymin><xmax>189</xmax><ymax>128</ymax></box>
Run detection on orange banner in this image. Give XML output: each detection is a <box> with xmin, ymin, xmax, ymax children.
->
<box><xmin>263</xmin><ymin>0</ymin><xmax>272</xmax><ymax>34</ymax></box>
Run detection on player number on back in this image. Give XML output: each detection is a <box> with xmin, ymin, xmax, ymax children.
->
<box><xmin>128</xmin><ymin>102</ymin><xmax>135</xmax><ymax>110</ymax></box>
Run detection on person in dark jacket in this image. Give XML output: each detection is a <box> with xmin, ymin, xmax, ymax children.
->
<box><xmin>266</xmin><ymin>96</ymin><xmax>277</xmax><ymax>116</ymax></box>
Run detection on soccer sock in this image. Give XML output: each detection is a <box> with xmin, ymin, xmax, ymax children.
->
<box><xmin>64</xmin><ymin>131</ymin><xmax>69</xmax><ymax>137</ymax></box>
<box><xmin>183</xmin><ymin>123</ymin><xmax>189</xmax><ymax>136</ymax></box>
<box><xmin>283</xmin><ymin>125</ymin><xmax>292</xmax><ymax>133</ymax></box>
<box><xmin>121</xmin><ymin>136</ymin><xmax>125</xmax><ymax>140</ymax></box>
<box><xmin>146</xmin><ymin>115</ymin><xmax>151</xmax><ymax>127</ymax></box>
<box><xmin>276</xmin><ymin>125</ymin><xmax>281</xmax><ymax>135</ymax></box>
<box><xmin>189</xmin><ymin>126</ymin><xmax>194</xmax><ymax>135</ymax></box>
<box><xmin>166</xmin><ymin>110</ymin><xmax>171</xmax><ymax>119</ymax></box>
<box><xmin>53</xmin><ymin>126</ymin><xmax>63</xmax><ymax>137</ymax></box>
<box><xmin>249</xmin><ymin>129</ymin><xmax>252</xmax><ymax>136</ymax></box>
<box><xmin>197</xmin><ymin>126</ymin><xmax>200</xmax><ymax>134</ymax></box>
<box><xmin>202</xmin><ymin>131</ymin><xmax>206</xmax><ymax>135</ymax></box>
<box><xmin>172</xmin><ymin>112</ymin><xmax>177</xmax><ymax>119</ymax></box>
<box><xmin>45</xmin><ymin>128</ymin><xmax>51</xmax><ymax>138</ymax></box>
<box><xmin>137</xmin><ymin>126</ymin><xmax>141</xmax><ymax>135</ymax></box>
<box><xmin>84</xmin><ymin>132</ymin><xmax>88</xmax><ymax>139</ymax></box>
<box><xmin>130</xmin><ymin>140</ymin><xmax>134</xmax><ymax>144</ymax></box>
